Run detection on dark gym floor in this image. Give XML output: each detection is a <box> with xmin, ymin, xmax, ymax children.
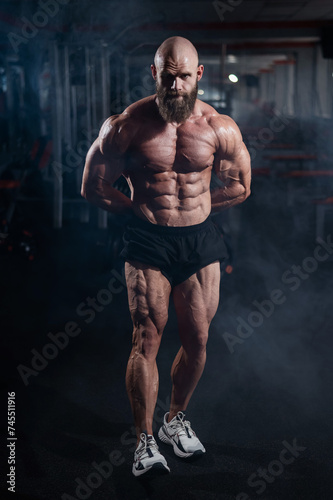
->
<box><xmin>1</xmin><ymin>176</ymin><xmax>333</xmax><ymax>500</ymax></box>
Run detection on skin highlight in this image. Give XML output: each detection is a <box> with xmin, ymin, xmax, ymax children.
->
<box><xmin>81</xmin><ymin>36</ymin><xmax>251</xmax><ymax>443</ymax></box>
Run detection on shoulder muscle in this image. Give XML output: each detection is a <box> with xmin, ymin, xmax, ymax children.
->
<box><xmin>99</xmin><ymin>115</ymin><xmax>132</xmax><ymax>158</ymax></box>
<box><xmin>209</xmin><ymin>114</ymin><xmax>243</xmax><ymax>159</ymax></box>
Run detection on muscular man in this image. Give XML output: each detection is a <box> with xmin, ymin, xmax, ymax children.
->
<box><xmin>82</xmin><ymin>36</ymin><xmax>251</xmax><ymax>477</ymax></box>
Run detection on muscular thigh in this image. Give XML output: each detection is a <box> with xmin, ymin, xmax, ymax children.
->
<box><xmin>172</xmin><ymin>261</ymin><xmax>221</xmax><ymax>336</ymax></box>
<box><xmin>125</xmin><ymin>260</ymin><xmax>172</xmax><ymax>333</ymax></box>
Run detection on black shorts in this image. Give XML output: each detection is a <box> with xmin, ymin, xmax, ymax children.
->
<box><xmin>120</xmin><ymin>215</ymin><xmax>228</xmax><ymax>287</ymax></box>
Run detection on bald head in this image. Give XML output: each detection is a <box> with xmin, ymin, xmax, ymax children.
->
<box><xmin>154</xmin><ymin>36</ymin><xmax>199</xmax><ymax>69</ymax></box>
<box><xmin>152</xmin><ymin>36</ymin><xmax>204</xmax><ymax>123</ymax></box>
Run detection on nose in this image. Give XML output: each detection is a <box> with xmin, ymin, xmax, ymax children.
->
<box><xmin>171</xmin><ymin>77</ymin><xmax>181</xmax><ymax>91</ymax></box>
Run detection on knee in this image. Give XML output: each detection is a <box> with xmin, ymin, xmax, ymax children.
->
<box><xmin>184</xmin><ymin>331</ymin><xmax>208</xmax><ymax>357</ymax></box>
<box><xmin>194</xmin><ymin>333</ymin><xmax>208</xmax><ymax>353</ymax></box>
<box><xmin>132</xmin><ymin>323</ymin><xmax>163</xmax><ymax>360</ymax></box>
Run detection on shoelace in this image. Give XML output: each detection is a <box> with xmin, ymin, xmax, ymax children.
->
<box><xmin>136</xmin><ymin>433</ymin><xmax>159</xmax><ymax>460</ymax></box>
<box><xmin>169</xmin><ymin>412</ymin><xmax>194</xmax><ymax>437</ymax></box>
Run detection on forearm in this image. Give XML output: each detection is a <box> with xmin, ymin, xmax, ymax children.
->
<box><xmin>83</xmin><ymin>183</ymin><xmax>133</xmax><ymax>215</ymax></box>
<box><xmin>210</xmin><ymin>184</ymin><xmax>247</xmax><ymax>212</ymax></box>
<box><xmin>82</xmin><ymin>132</ymin><xmax>133</xmax><ymax>215</ymax></box>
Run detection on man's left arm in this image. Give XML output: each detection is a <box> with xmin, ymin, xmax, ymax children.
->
<box><xmin>211</xmin><ymin>116</ymin><xmax>251</xmax><ymax>212</ymax></box>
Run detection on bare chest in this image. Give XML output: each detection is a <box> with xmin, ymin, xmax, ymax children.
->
<box><xmin>127</xmin><ymin>120</ymin><xmax>217</xmax><ymax>174</ymax></box>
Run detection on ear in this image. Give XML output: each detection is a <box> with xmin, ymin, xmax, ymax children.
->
<box><xmin>197</xmin><ymin>64</ymin><xmax>204</xmax><ymax>81</ymax></box>
<box><xmin>151</xmin><ymin>64</ymin><xmax>157</xmax><ymax>80</ymax></box>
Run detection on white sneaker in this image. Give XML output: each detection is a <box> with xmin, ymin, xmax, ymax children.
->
<box><xmin>158</xmin><ymin>411</ymin><xmax>206</xmax><ymax>458</ymax></box>
<box><xmin>132</xmin><ymin>432</ymin><xmax>170</xmax><ymax>477</ymax></box>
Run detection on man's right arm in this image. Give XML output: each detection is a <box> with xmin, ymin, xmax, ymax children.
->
<box><xmin>81</xmin><ymin>116</ymin><xmax>133</xmax><ymax>215</ymax></box>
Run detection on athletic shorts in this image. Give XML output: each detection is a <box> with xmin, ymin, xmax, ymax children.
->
<box><xmin>120</xmin><ymin>215</ymin><xmax>228</xmax><ymax>287</ymax></box>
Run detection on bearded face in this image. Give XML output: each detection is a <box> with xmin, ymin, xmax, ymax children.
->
<box><xmin>156</xmin><ymin>80</ymin><xmax>198</xmax><ymax>124</ymax></box>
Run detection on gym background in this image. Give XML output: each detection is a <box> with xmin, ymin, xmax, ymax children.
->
<box><xmin>1</xmin><ymin>1</ymin><xmax>333</xmax><ymax>499</ymax></box>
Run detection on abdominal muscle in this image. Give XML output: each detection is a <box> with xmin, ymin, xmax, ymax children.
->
<box><xmin>130</xmin><ymin>167</ymin><xmax>213</xmax><ymax>227</ymax></box>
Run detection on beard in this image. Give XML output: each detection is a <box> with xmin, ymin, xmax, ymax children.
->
<box><xmin>156</xmin><ymin>80</ymin><xmax>198</xmax><ymax>123</ymax></box>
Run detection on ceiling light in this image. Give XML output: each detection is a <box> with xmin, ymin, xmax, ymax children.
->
<box><xmin>227</xmin><ymin>55</ymin><xmax>237</xmax><ymax>64</ymax></box>
<box><xmin>228</xmin><ymin>74</ymin><xmax>238</xmax><ymax>83</ymax></box>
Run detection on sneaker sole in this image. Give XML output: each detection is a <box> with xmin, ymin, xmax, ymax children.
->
<box><xmin>132</xmin><ymin>461</ymin><xmax>170</xmax><ymax>478</ymax></box>
<box><xmin>158</xmin><ymin>426</ymin><xmax>205</xmax><ymax>459</ymax></box>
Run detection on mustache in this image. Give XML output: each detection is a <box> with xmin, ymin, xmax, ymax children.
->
<box><xmin>164</xmin><ymin>91</ymin><xmax>186</xmax><ymax>97</ymax></box>
<box><xmin>156</xmin><ymin>80</ymin><xmax>198</xmax><ymax>123</ymax></box>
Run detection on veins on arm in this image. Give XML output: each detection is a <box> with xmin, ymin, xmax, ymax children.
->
<box><xmin>210</xmin><ymin>116</ymin><xmax>251</xmax><ymax>212</ymax></box>
<box><xmin>81</xmin><ymin>116</ymin><xmax>133</xmax><ymax>215</ymax></box>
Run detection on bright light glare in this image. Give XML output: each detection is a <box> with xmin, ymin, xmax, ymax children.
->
<box><xmin>227</xmin><ymin>55</ymin><xmax>237</xmax><ymax>64</ymax></box>
<box><xmin>228</xmin><ymin>74</ymin><xmax>238</xmax><ymax>83</ymax></box>
<box><xmin>198</xmin><ymin>89</ymin><xmax>205</xmax><ymax>95</ymax></box>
